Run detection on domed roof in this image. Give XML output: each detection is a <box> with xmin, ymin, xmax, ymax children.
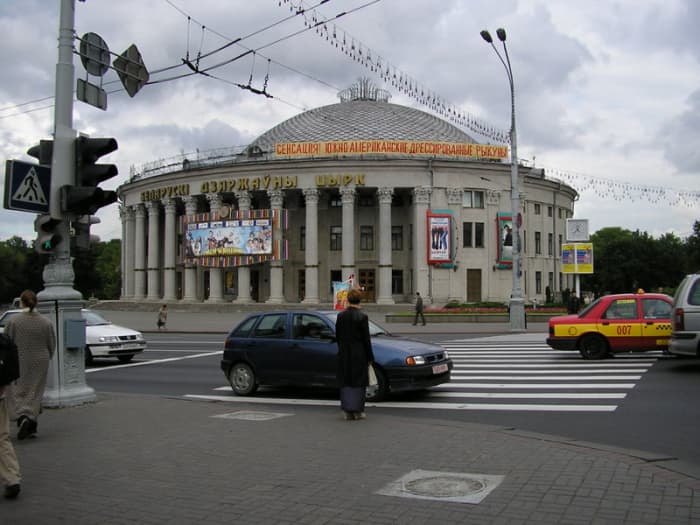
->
<box><xmin>247</xmin><ymin>80</ymin><xmax>477</xmax><ymax>154</ymax></box>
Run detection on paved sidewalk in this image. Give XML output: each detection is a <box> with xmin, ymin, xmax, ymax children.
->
<box><xmin>3</xmin><ymin>391</ymin><xmax>699</xmax><ymax>524</ymax></box>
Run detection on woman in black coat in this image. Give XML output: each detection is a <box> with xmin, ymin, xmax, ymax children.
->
<box><xmin>335</xmin><ymin>289</ymin><xmax>375</xmax><ymax>420</ymax></box>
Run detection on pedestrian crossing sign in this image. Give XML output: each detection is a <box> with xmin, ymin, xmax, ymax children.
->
<box><xmin>3</xmin><ymin>159</ymin><xmax>51</xmax><ymax>213</ymax></box>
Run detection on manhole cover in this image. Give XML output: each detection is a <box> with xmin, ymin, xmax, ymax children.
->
<box><xmin>377</xmin><ymin>469</ymin><xmax>504</xmax><ymax>505</ymax></box>
<box><xmin>405</xmin><ymin>476</ymin><xmax>485</xmax><ymax>498</ymax></box>
<box><xmin>212</xmin><ymin>411</ymin><xmax>293</xmax><ymax>421</ymax></box>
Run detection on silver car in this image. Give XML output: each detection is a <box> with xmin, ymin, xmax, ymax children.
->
<box><xmin>669</xmin><ymin>273</ymin><xmax>700</xmax><ymax>357</ymax></box>
<box><xmin>0</xmin><ymin>308</ymin><xmax>146</xmax><ymax>364</ymax></box>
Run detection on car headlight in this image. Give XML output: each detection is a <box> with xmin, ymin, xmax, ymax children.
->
<box><xmin>443</xmin><ymin>351</ymin><xmax>449</xmax><ymax>359</ymax></box>
<box><xmin>405</xmin><ymin>355</ymin><xmax>426</xmax><ymax>366</ymax></box>
<box><xmin>98</xmin><ymin>336</ymin><xmax>120</xmax><ymax>343</ymax></box>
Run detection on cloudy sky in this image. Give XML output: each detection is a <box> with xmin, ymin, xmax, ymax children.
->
<box><xmin>1</xmin><ymin>0</ymin><xmax>699</xmax><ymax>244</ymax></box>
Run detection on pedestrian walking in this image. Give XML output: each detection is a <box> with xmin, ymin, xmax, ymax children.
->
<box><xmin>413</xmin><ymin>292</ymin><xmax>426</xmax><ymax>326</ymax></box>
<box><xmin>5</xmin><ymin>290</ymin><xmax>55</xmax><ymax>441</ymax></box>
<box><xmin>0</xmin><ymin>333</ymin><xmax>21</xmax><ymax>499</ymax></box>
<box><xmin>335</xmin><ymin>289</ymin><xmax>375</xmax><ymax>421</ymax></box>
<box><xmin>157</xmin><ymin>304</ymin><xmax>168</xmax><ymax>330</ymax></box>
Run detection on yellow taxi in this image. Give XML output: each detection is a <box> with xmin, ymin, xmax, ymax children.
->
<box><xmin>546</xmin><ymin>292</ymin><xmax>673</xmax><ymax>359</ymax></box>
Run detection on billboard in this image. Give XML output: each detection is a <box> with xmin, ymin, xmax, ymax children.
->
<box><xmin>496</xmin><ymin>212</ymin><xmax>513</xmax><ymax>268</ymax></box>
<box><xmin>562</xmin><ymin>243</ymin><xmax>594</xmax><ymax>274</ymax></box>
<box><xmin>182</xmin><ymin>208</ymin><xmax>287</xmax><ymax>268</ymax></box>
<box><xmin>427</xmin><ymin>212</ymin><xmax>453</xmax><ymax>264</ymax></box>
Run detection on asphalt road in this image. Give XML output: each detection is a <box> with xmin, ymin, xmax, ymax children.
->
<box><xmin>84</xmin><ymin>331</ymin><xmax>700</xmax><ymax>468</ymax></box>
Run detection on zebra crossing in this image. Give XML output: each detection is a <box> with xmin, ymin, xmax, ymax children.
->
<box><xmin>185</xmin><ymin>338</ymin><xmax>661</xmax><ymax>413</ymax></box>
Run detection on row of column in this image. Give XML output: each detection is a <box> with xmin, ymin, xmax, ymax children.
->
<box><xmin>120</xmin><ymin>186</ymin><xmax>433</xmax><ymax>304</ymax></box>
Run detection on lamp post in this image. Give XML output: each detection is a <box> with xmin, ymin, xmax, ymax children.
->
<box><xmin>480</xmin><ymin>28</ymin><xmax>526</xmax><ymax>332</ymax></box>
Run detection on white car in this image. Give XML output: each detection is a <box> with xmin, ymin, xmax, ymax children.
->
<box><xmin>0</xmin><ymin>308</ymin><xmax>146</xmax><ymax>364</ymax></box>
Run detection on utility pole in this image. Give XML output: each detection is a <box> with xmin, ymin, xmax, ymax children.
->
<box><xmin>39</xmin><ymin>0</ymin><xmax>96</xmax><ymax>407</ymax></box>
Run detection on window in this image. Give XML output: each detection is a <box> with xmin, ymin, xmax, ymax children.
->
<box><xmin>522</xmin><ymin>229</ymin><xmax>526</xmax><ymax>253</ymax></box>
<box><xmin>360</xmin><ymin>225</ymin><xmax>373</xmax><ymax>250</ymax></box>
<box><xmin>534</xmin><ymin>203</ymin><xmax>541</xmax><ymax>215</ymax></box>
<box><xmin>603</xmin><ymin>300</ymin><xmax>637</xmax><ymax>320</ymax></box>
<box><xmin>475</xmin><ymin>222</ymin><xmax>484</xmax><ymax>248</ymax></box>
<box><xmin>392</xmin><ymin>270</ymin><xmax>404</xmax><ymax>294</ymax></box>
<box><xmin>231</xmin><ymin>316</ymin><xmax>257</xmax><ymax>338</ymax></box>
<box><xmin>300</xmin><ymin>226</ymin><xmax>305</xmax><ymax>251</ymax></box>
<box><xmin>463</xmin><ymin>222</ymin><xmax>473</xmax><ymax>247</ymax></box>
<box><xmin>642</xmin><ymin>299</ymin><xmax>671</xmax><ymax>319</ymax></box>
<box><xmin>535</xmin><ymin>271</ymin><xmax>542</xmax><ymax>294</ymax></box>
<box><xmin>558</xmin><ymin>234</ymin><xmax>563</xmax><ymax>254</ymax></box>
<box><xmin>462</xmin><ymin>190</ymin><xmax>485</xmax><ymax>208</ymax></box>
<box><xmin>253</xmin><ymin>313</ymin><xmax>287</xmax><ymax>338</ymax></box>
<box><xmin>329</xmin><ymin>195</ymin><xmax>342</xmax><ymax>207</ymax></box>
<box><xmin>292</xmin><ymin>313</ymin><xmax>332</xmax><ymax>339</ymax></box>
<box><xmin>391</xmin><ymin>226</ymin><xmax>403</xmax><ymax>250</ymax></box>
<box><xmin>330</xmin><ymin>226</ymin><xmax>342</xmax><ymax>251</ymax></box>
<box><xmin>535</xmin><ymin>231</ymin><xmax>542</xmax><ymax>255</ymax></box>
<box><xmin>558</xmin><ymin>208</ymin><xmax>563</xmax><ymax>219</ymax></box>
<box><xmin>548</xmin><ymin>233</ymin><xmax>553</xmax><ymax>256</ymax></box>
<box><xmin>547</xmin><ymin>206</ymin><xmax>553</xmax><ymax>217</ymax></box>
<box><xmin>358</xmin><ymin>194</ymin><xmax>374</xmax><ymax>207</ymax></box>
<box><xmin>548</xmin><ymin>272</ymin><xmax>554</xmax><ymax>293</ymax></box>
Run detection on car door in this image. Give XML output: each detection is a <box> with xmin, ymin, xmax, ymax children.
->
<box><xmin>246</xmin><ymin>313</ymin><xmax>292</xmax><ymax>383</ymax></box>
<box><xmin>640</xmin><ymin>297</ymin><xmax>672</xmax><ymax>350</ymax></box>
<box><xmin>288</xmin><ymin>313</ymin><xmax>338</xmax><ymax>386</ymax></box>
<box><xmin>598</xmin><ymin>298</ymin><xmax>642</xmax><ymax>351</ymax></box>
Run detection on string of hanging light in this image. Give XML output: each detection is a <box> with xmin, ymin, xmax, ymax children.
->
<box><xmin>546</xmin><ymin>167</ymin><xmax>700</xmax><ymax>207</ymax></box>
<box><xmin>275</xmin><ymin>0</ymin><xmax>510</xmax><ymax>145</ymax></box>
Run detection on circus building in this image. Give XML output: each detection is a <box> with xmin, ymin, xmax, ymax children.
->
<box><xmin>117</xmin><ymin>80</ymin><xmax>578</xmax><ymax>306</ymax></box>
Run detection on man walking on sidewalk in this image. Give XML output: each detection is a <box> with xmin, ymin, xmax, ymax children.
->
<box><xmin>413</xmin><ymin>292</ymin><xmax>426</xmax><ymax>326</ymax></box>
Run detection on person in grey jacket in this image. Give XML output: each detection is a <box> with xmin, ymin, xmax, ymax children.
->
<box><xmin>413</xmin><ymin>292</ymin><xmax>426</xmax><ymax>326</ymax></box>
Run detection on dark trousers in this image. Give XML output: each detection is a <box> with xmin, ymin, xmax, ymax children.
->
<box><xmin>413</xmin><ymin>311</ymin><xmax>426</xmax><ymax>325</ymax></box>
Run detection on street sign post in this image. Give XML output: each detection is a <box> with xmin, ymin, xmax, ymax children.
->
<box><xmin>3</xmin><ymin>159</ymin><xmax>51</xmax><ymax>213</ymax></box>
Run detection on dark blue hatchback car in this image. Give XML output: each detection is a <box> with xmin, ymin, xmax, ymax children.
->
<box><xmin>220</xmin><ymin>310</ymin><xmax>452</xmax><ymax>401</ymax></box>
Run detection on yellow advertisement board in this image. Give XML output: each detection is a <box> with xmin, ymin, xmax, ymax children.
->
<box><xmin>562</xmin><ymin>243</ymin><xmax>594</xmax><ymax>274</ymax></box>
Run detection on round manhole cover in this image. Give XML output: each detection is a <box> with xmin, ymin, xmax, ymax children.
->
<box><xmin>405</xmin><ymin>476</ymin><xmax>486</xmax><ymax>498</ymax></box>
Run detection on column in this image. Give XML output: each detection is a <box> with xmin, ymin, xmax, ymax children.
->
<box><xmin>133</xmin><ymin>204</ymin><xmax>147</xmax><ymax>300</ymax></box>
<box><xmin>120</xmin><ymin>204</ymin><xmax>136</xmax><ymax>299</ymax></box>
<box><xmin>413</xmin><ymin>186</ymin><xmax>432</xmax><ymax>301</ymax></box>
<box><xmin>146</xmin><ymin>201</ymin><xmax>161</xmax><ymax>300</ymax></box>
<box><xmin>302</xmin><ymin>188</ymin><xmax>320</xmax><ymax>304</ymax></box>
<box><xmin>376</xmin><ymin>187</ymin><xmax>394</xmax><ymax>304</ymax></box>
<box><xmin>266</xmin><ymin>189</ymin><xmax>284</xmax><ymax>304</ymax></box>
<box><xmin>162</xmin><ymin>197</ymin><xmax>178</xmax><ymax>301</ymax></box>
<box><xmin>234</xmin><ymin>190</ymin><xmax>253</xmax><ymax>304</ymax></box>
<box><xmin>446</xmin><ymin>188</ymin><xmax>463</xmax><ymax>302</ymax></box>
<box><xmin>206</xmin><ymin>193</ymin><xmax>225</xmax><ymax>303</ymax></box>
<box><xmin>340</xmin><ymin>186</ymin><xmax>356</xmax><ymax>282</ymax></box>
<box><xmin>182</xmin><ymin>195</ymin><xmax>198</xmax><ymax>302</ymax></box>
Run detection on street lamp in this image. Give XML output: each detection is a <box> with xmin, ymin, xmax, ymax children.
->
<box><xmin>480</xmin><ymin>28</ymin><xmax>526</xmax><ymax>332</ymax></box>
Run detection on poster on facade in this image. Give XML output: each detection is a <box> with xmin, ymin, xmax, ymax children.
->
<box><xmin>332</xmin><ymin>281</ymin><xmax>351</xmax><ymax>310</ymax></box>
<box><xmin>496</xmin><ymin>212</ymin><xmax>513</xmax><ymax>268</ymax></box>
<box><xmin>185</xmin><ymin>218</ymin><xmax>273</xmax><ymax>257</ymax></box>
<box><xmin>427</xmin><ymin>212</ymin><xmax>452</xmax><ymax>264</ymax></box>
<box><xmin>561</xmin><ymin>242</ymin><xmax>594</xmax><ymax>274</ymax></box>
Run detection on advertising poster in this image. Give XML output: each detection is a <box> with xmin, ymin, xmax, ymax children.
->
<box><xmin>185</xmin><ymin>219</ymin><xmax>273</xmax><ymax>257</ymax></box>
<box><xmin>332</xmin><ymin>281</ymin><xmax>351</xmax><ymax>310</ymax></box>
<box><xmin>561</xmin><ymin>242</ymin><xmax>594</xmax><ymax>274</ymax></box>
<box><xmin>427</xmin><ymin>212</ymin><xmax>452</xmax><ymax>264</ymax></box>
<box><xmin>496</xmin><ymin>212</ymin><xmax>513</xmax><ymax>268</ymax></box>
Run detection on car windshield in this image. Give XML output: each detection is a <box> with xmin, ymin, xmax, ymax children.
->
<box><xmin>321</xmin><ymin>312</ymin><xmax>389</xmax><ymax>336</ymax></box>
<box><xmin>81</xmin><ymin>310</ymin><xmax>111</xmax><ymax>326</ymax></box>
<box><xmin>577</xmin><ymin>298</ymin><xmax>601</xmax><ymax>317</ymax></box>
<box><xmin>0</xmin><ymin>311</ymin><xmax>21</xmax><ymax>329</ymax></box>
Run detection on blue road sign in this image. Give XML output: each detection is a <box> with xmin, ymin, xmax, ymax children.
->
<box><xmin>3</xmin><ymin>159</ymin><xmax>51</xmax><ymax>213</ymax></box>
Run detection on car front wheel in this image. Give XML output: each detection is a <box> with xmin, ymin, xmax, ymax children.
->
<box><xmin>228</xmin><ymin>362</ymin><xmax>258</xmax><ymax>396</ymax></box>
<box><xmin>84</xmin><ymin>347</ymin><xmax>93</xmax><ymax>366</ymax></box>
<box><xmin>579</xmin><ymin>334</ymin><xmax>609</xmax><ymax>360</ymax></box>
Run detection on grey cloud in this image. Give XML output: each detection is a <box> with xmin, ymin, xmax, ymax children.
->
<box><xmin>661</xmin><ymin>88</ymin><xmax>700</xmax><ymax>174</ymax></box>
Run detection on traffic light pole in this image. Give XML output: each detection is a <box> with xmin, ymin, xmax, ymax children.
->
<box><xmin>39</xmin><ymin>0</ymin><xmax>96</xmax><ymax>407</ymax></box>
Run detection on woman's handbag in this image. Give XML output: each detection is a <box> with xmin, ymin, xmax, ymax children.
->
<box><xmin>368</xmin><ymin>363</ymin><xmax>378</xmax><ymax>386</ymax></box>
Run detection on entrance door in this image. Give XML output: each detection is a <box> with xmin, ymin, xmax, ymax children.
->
<box><xmin>359</xmin><ymin>269</ymin><xmax>375</xmax><ymax>302</ymax></box>
<box><xmin>298</xmin><ymin>269</ymin><xmax>306</xmax><ymax>301</ymax></box>
<box><xmin>467</xmin><ymin>269</ymin><xmax>482</xmax><ymax>302</ymax></box>
<box><xmin>251</xmin><ymin>270</ymin><xmax>260</xmax><ymax>302</ymax></box>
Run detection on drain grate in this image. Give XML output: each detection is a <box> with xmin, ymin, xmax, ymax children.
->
<box><xmin>377</xmin><ymin>469</ymin><xmax>504</xmax><ymax>504</ymax></box>
<box><xmin>212</xmin><ymin>410</ymin><xmax>293</xmax><ymax>421</ymax></box>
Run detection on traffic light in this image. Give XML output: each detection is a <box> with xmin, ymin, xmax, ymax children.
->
<box><xmin>27</xmin><ymin>139</ymin><xmax>54</xmax><ymax>165</ymax></box>
<box><xmin>34</xmin><ymin>213</ymin><xmax>62</xmax><ymax>254</ymax></box>
<box><xmin>71</xmin><ymin>215</ymin><xmax>101</xmax><ymax>251</ymax></box>
<box><xmin>61</xmin><ymin>136</ymin><xmax>118</xmax><ymax>216</ymax></box>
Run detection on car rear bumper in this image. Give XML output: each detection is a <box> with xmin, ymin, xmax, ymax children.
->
<box><xmin>546</xmin><ymin>337</ymin><xmax>578</xmax><ymax>351</ymax></box>
<box><xmin>669</xmin><ymin>333</ymin><xmax>699</xmax><ymax>357</ymax></box>
<box><xmin>385</xmin><ymin>360</ymin><xmax>453</xmax><ymax>392</ymax></box>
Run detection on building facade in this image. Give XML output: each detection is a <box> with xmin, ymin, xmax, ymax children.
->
<box><xmin>117</xmin><ymin>83</ymin><xmax>578</xmax><ymax>306</ymax></box>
